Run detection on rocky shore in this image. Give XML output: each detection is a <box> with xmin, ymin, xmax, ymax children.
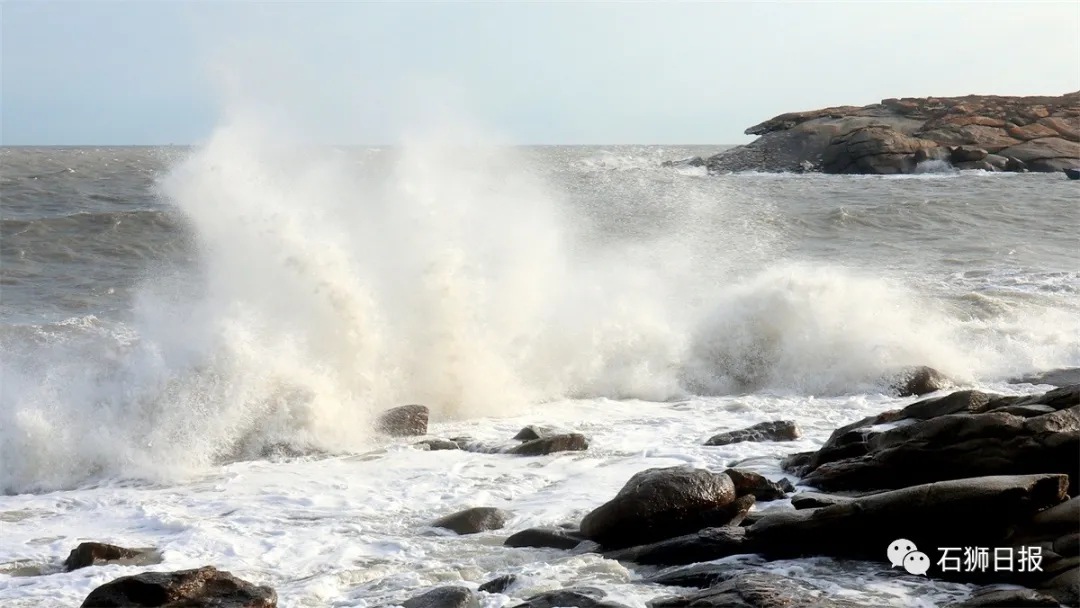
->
<box><xmin>690</xmin><ymin>92</ymin><xmax>1080</xmax><ymax>175</ymax></box>
<box><xmin>28</xmin><ymin>372</ymin><xmax>1080</xmax><ymax>607</ymax></box>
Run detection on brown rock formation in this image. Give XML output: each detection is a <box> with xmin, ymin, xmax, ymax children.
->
<box><xmin>707</xmin><ymin>91</ymin><xmax>1080</xmax><ymax>174</ymax></box>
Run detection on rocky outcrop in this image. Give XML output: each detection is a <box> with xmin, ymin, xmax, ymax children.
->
<box><xmin>81</xmin><ymin>566</ymin><xmax>276</xmax><ymax>608</ymax></box>
<box><xmin>579</xmin><ymin>466</ymin><xmax>740</xmax><ymax>550</ymax></box>
<box><xmin>705</xmin><ymin>92</ymin><xmax>1080</xmax><ymax>174</ymax></box>
<box><xmin>431</xmin><ymin>507</ymin><xmax>510</xmax><ymax>535</ymax></box>
<box><xmin>705</xmin><ymin>420</ymin><xmax>802</xmax><ymax>446</ymax></box>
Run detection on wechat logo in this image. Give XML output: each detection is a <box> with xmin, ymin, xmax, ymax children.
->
<box><xmin>888</xmin><ymin>538</ymin><xmax>930</xmax><ymax>576</ymax></box>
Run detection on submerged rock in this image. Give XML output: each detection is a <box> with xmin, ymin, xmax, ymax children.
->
<box><xmin>648</xmin><ymin>571</ymin><xmax>865</xmax><ymax>608</ymax></box>
<box><xmin>511</xmin><ymin>587</ymin><xmax>630</xmax><ymax>608</ymax></box>
<box><xmin>580</xmin><ymin>466</ymin><xmax>739</xmax><ymax>550</ymax></box>
<box><xmin>508</xmin><ymin>433</ymin><xmax>589</xmax><ymax>456</ymax></box>
<box><xmin>403</xmin><ymin>587</ymin><xmax>478</xmax><ymax>608</ymax></box>
<box><xmin>431</xmin><ymin>507</ymin><xmax>510</xmax><ymax>535</ymax></box>
<box><xmin>478</xmin><ymin>574</ymin><xmax>517</xmax><ymax>594</ymax></box>
<box><xmin>376</xmin><ymin>405</ymin><xmax>429</xmax><ymax>437</ymax></box>
<box><xmin>724</xmin><ymin>469</ymin><xmax>791</xmax><ymax>501</ymax></box>
<box><xmin>705</xmin><ymin>421</ymin><xmax>801</xmax><ymax>446</ymax></box>
<box><xmin>504</xmin><ymin>527</ymin><xmax>586</xmax><ymax>550</ymax></box>
<box><xmin>80</xmin><ymin>566</ymin><xmax>276</xmax><ymax>608</ymax></box>
<box><xmin>65</xmin><ymin>542</ymin><xmax>160</xmax><ymax>572</ymax></box>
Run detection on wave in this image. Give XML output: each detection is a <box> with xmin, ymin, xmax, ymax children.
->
<box><xmin>2</xmin><ymin>118</ymin><xmax>1078</xmax><ymax>495</ymax></box>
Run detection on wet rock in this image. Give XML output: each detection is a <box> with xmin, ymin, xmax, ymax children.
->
<box><xmin>511</xmin><ymin>587</ymin><xmax>630</xmax><ymax>608</ymax></box>
<box><xmin>508</xmin><ymin>433</ymin><xmax>588</xmax><ymax>456</ymax></box>
<box><xmin>414</xmin><ymin>439</ymin><xmax>461</xmax><ymax>451</ymax></box>
<box><xmin>1005</xmin><ymin>156</ymin><xmax>1029</xmax><ymax>172</ymax></box>
<box><xmin>403</xmin><ymin>587</ymin><xmax>478</xmax><ymax>608</ymax></box>
<box><xmin>504</xmin><ymin>527</ymin><xmax>586</xmax><ymax>550</ymax></box>
<box><xmin>580</xmin><ymin>466</ymin><xmax>738</xmax><ymax>550</ymax></box>
<box><xmin>513</xmin><ymin>425</ymin><xmax>556</xmax><ymax>441</ymax></box>
<box><xmin>943</xmin><ymin>588</ymin><xmax>1061</xmax><ymax>607</ymax></box>
<box><xmin>604</xmin><ymin>526</ymin><xmax>748</xmax><ymax>566</ymax></box>
<box><xmin>790</xmin><ymin>492</ymin><xmax>855</xmax><ymax>510</ymax></box>
<box><xmin>1055</xmin><ymin>533</ymin><xmax>1080</xmax><ymax>557</ymax></box>
<box><xmin>478</xmin><ymin>574</ymin><xmax>517</xmax><ymax>594</ymax></box>
<box><xmin>705</xmin><ymin>421</ymin><xmax>801</xmax><ymax>446</ymax></box>
<box><xmin>80</xmin><ymin>566</ymin><xmax>276</xmax><ymax>608</ymax></box>
<box><xmin>999</xmin><ymin>137</ymin><xmax>1080</xmax><ymax>173</ymax></box>
<box><xmin>951</xmin><ymin>146</ymin><xmax>989</xmax><ymax>163</ymax></box>
<box><xmin>724</xmin><ymin>469</ymin><xmax>791</xmax><ymax>501</ymax></box>
<box><xmin>376</xmin><ymin>405</ymin><xmax>429</xmax><ymax>437</ymax></box>
<box><xmin>891</xmin><ymin>366</ymin><xmax>951</xmax><ymax>397</ymax></box>
<box><xmin>648</xmin><ymin>571</ymin><xmax>865</xmax><ymax>608</ymax></box>
<box><xmin>1013</xmin><ymin>368</ymin><xmax>1080</xmax><ymax>388</ymax></box>
<box><xmin>661</xmin><ymin>156</ymin><xmax>706</xmax><ymax>168</ymax></box>
<box><xmin>991</xmin><ymin>404</ymin><xmax>1056</xmax><ymax>417</ymax></box>
<box><xmin>1037</xmin><ymin>566</ymin><xmax>1080</xmax><ymax>606</ymax></box>
<box><xmin>644</xmin><ymin>563</ymin><xmax>742</xmax><ymax>588</ymax></box>
<box><xmin>431</xmin><ymin>507</ymin><xmax>509</xmax><ymax>535</ymax></box>
<box><xmin>822</xmin><ymin>126</ymin><xmax>939</xmax><ymax>174</ymax></box>
<box><xmin>65</xmin><ymin>542</ymin><xmax>160</xmax><ymax>572</ymax></box>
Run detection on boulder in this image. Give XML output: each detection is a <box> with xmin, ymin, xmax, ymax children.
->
<box><xmin>790</xmin><ymin>492</ymin><xmax>856</xmax><ymax>510</ymax></box>
<box><xmin>724</xmin><ymin>469</ymin><xmax>791</xmax><ymax>501</ymax></box>
<box><xmin>648</xmin><ymin>571</ymin><xmax>865</xmax><ymax>608</ymax></box>
<box><xmin>414</xmin><ymin>439</ymin><xmax>461</xmax><ymax>451</ymax></box>
<box><xmin>403</xmin><ymin>587</ymin><xmax>478</xmax><ymax>608</ymax></box>
<box><xmin>513</xmin><ymin>425</ymin><xmax>556</xmax><ymax>441</ymax></box>
<box><xmin>1005</xmin><ymin>156</ymin><xmax>1029</xmax><ymax>172</ymax></box>
<box><xmin>478</xmin><ymin>575</ymin><xmax>517</xmax><ymax>594</ymax></box>
<box><xmin>1013</xmin><ymin>368</ymin><xmax>1080</xmax><ymax>388</ymax></box>
<box><xmin>891</xmin><ymin>366</ymin><xmax>951</xmax><ymax>397</ymax></box>
<box><xmin>376</xmin><ymin>405</ymin><xmax>429</xmax><ymax>437</ymax></box>
<box><xmin>943</xmin><ymin>588</ymin><xmax>1061</xmax><ymax>607</ymax></box>
<box><xmin>504</xmin><ymin>527</ymin><xmax>587</xmax><ymax>550</ymax></box>
<box><xmin>822</xmin><ymin>126</ymin><xmax>938</xmax><ymax>174</ymax></box>
<box><xmin>80</xmin><ymin>566</ymin><xmax>276</xmax><ymax>608</ymax></box>
<box><xmin>431</xmin><ymin>507</ymin><xmax>509</xmax><ymax>535</ymax></box>
<box><xmin>64</xmin><ymin>542</ymin><xmax>160</xmax><ymax>572</ymax></box>
<box><xmin>511</xmin><ymin>588</ymin><xmax>630</xmax><ymax>608</ymax></box>
<box><xmin>508</xmin><ymin>433</ymin><xmax>589</xmax><ymax>456</ymax></box>
<box><xmin>603</xmin><ymin>526</ymin><xmax>749</xmax><ymax>566</ymax></box>
<box><xmin>998</xmin><ymin>137</ymin><xmax>1080</xmax><ymax>172</ymax></box>
<box><xmin>705</xmin><ymin>421</ymin><xmax>801</xmax><ymax>446</ymax></box>
<box><xmin>644</xmin><ymin>563</ymin><xmax>743</xmax><ymax>588</ymax></box>
<box><xmin>580</xmin><ymin>466</ymin><xmax>739</xmax><ymax>550</ymax></box>
<box><xmin>951</xmin><ymin>146</ymin><xmax>989</xmax><ymax>163</ymax></box>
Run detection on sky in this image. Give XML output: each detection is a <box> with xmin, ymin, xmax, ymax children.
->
<box><xmin>2</xmin><ymin>1</ymin><xmax>1079</xmax><ymax>146</ymax></box>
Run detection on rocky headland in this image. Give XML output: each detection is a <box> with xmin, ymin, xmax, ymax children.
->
<box><xmin>698</xmin><ymin>91</ymin><xmax>1080</xmax><ymax>175</ymax></box>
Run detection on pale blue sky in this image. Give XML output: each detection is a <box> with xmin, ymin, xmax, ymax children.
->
<box><xmin>3</xmin><ymin>1</ymin><xmax>1079</xmax><ymax>145</ymax></box>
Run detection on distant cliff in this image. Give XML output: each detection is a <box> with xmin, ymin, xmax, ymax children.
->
<box><xmin>705</xmin><ymin>92</ymin><xmax>1080</xmax><ymax>174</ymax></box>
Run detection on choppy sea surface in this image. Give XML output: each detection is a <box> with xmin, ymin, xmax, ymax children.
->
<box><xmin>2</xmin><ymin>137</ymin><xmax>1079</xmax><ymax>607</ymax></box>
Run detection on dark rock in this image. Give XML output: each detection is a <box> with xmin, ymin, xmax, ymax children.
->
<box><xmin>1000</xmin><ymin>138</ymin><xmax>1080</xmax><ymax>173</ymax></box>
<box><xmin>823</xmin><ymin>126</ymin><xmax>938</xmax><ymax>174</ymax></box>
<box><xmin>1005</xmin><ymin>156</ymin><xmax>1029</xmax><ymax>172</ymax></box>
<box><xmin>80</xmin><ymin>566</ymin><xmax>276</xmax><ymax>608</ymax></box>
<box><xmin>376</xmin><ymin>405</ymin><xmax>429</xmax><ymax>437</ymax></box>
<box><xmin>1030</xmin><ymin>497</ymin><xmax>1080</xmax><ymax>536</ymax></box>
<box><xmin>431</xmin><ymin>507</ymin><xmax>509</xmax><ymax>535</ymax></box>
<box><xmin>414</xmin><ymin>439</ymin><xmax>461</xmax><ymax>451</ymax></box>
<box><xmin>65</xmin><ymin>542</ymin><xmax>160</xmax><ymax>572</ymax></box>
<box><xmin>983</xmin><ymin>154</ymin><xmax>1010</xmax><ymax>170</ymax></box>
<box><xmin>508</xmin><ymin>433</ymin><xmax>588</xmax><ymax>456</ymax></box>
<box><xmin>991</xmin><ymin>404</ymin><xmax>1056</xmax><ymax>417</ymax></box>
<box><xmin>1013</xmin><ymin>368</ymin><xmax>1080</xmax><ymax>388</ymax></box>
<box><xmin>951</xmin><ymin>146</ymin><xmax>990</xmax><ymax>163</ymax></box>
<box><xmin>513</xmin><ymin>425</ymin><xmax>555</xmax><ymax>441</ymax></box>
<box><xmin>955</xmin><ymin>160</ymin><xmax>999</xmax><ymax>172</ymax></box>
<box><xmin>892</xmin><ymin>366</ymin><xmax>951</xmax><ymax>397</ymax></box>
<box><xmin>644</xmin><ymin>563</ymin><xmax>740</xmax><ymax>588</ymax></box>
<box><xmin>724</xmin><ymin>469</ymin><xmax>790</xmax><ymax>501</ymax></box>
<box><xmin>899</xmin><ymin>389</ymin><xmax>995</xmax><ymax>419</ymax></box>
<box><xmin>661</xmin><ymin>156</ymin><xmax>706</xmax><ymax>168</ymax></box>
<box><xmin>478</xmin><ymin>575</ymin><xmax>517</xmax><ymax>594</ymax></box>
<box><xmin>603</xmin><ymin>526</ymin><xmax>748</xmax><ymax>566</ymax></box>
<box><xmin>705</xmin><ymin>421</ymin><xmax>801</xmax><ymax>446</ymax></box>
<box><xmin>1037</xmin><ymin>566</ymin><xmax>1080</xmax><ymax>606</ymax></box>
<box><xmin>648</xmin><ymin>571</ymin><xmax>864</xmax><ymax>608</ymax></box>
<box><xmin>504</xmin><ymin>527</ymin><xmax>586</xmax><ymax>550</ymax></box>
<box><xmin>790</xmin><ymin>492</ymin><xmax>854</xmax><ymax>510</ymax></box>
<box><xmin>943</xmin><ymin>588</ymin><xmax>1061</xmax><ymax>607</ymax></box>
<box><xmin>512</xmin><ymin>588</ymin><xmax>629</xmax><ymax>608</ymax></box>
<box><xmin>1055</xmin><ymin>533</ymin><xmax>1080</xmax><ymax>557</ymax></box>
<box><xmin>779</xmin><ymin>451</ymin><xmax>814</xmax><ymax>476</ymax></box>
<box><xmin>777</xmin><ymin>478</ymin><xmax>796</xmax><ymax>493</ymax></box>
<box><xmin>580</xmin><ymin>466</ymin><xmax>738</xmax><ymax>550</ymax></box>
<box><xmin>403</xmin><ymin>587</ymin><xmax>478</xmax><ymax>608</ymax></box>
<box><xmin>914</xmin><ymin>147</ymin><xmax>952</xmax><ymax>164</ymax></box>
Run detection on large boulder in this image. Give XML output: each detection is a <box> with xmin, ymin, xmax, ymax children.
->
<box><xmin>579</xmin><ymin>466</ymin><xmax>739</xmax><ymax>550</ymax></box>
<box><xmin>81</xmin><ymin>566</ymin><xmax>276</xmax><ymax>608</ymax></box>
<box><xmin>64</xmin><ymin>542</ymin><xmax>160</xmax><ymax>572</ymax></box>
<box><xmin>705</xmin><ymin>421</ymin><xmax>801</xmax><ymax>446</ymax></box>
<box><xmin>511</xmin><ymin>588</ymin><xmax>631</xmax><ymax>608</ymax></box>
<box><xmin>705</xmin><ymin>91</ymin><xmax>1080</xmax><ymax>174</ymax></box>
<box><xmin>431</xmin><ymin>507</ymin><xmax>509</xmax><ymax>535</ymax></box>
<box><xmin>402</xmin><ymin>587</ymin><xmax>478</xmax><ymax>608</ymax></box>
<box><xmin>376</xmin><ymin>405</ymin><xmax>429</xmax><ymax>437</ymax></box>
<box><xmin>508</xmin><ymin>433</ymin><xmax>589</xmax><ymax>456</ymax></box>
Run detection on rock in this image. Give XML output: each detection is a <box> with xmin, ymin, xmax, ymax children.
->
<box><xmin>431</xmin><ymin>507</ymin><xmax>509</xmax><ymax>535</ymax></box>
<box><xmin>580</xmin><ymin>466</ymin><xmax>739</xmax><ymax>550</ymax></box>
<box><xmin>80</xmin><ymin>566</ymin><xmax>276</xmax><ymax>608</ymax></box>
<box><xmin>508</xmin><ymin>433</ymin><xmax>588</xmax><ymax>456</ymax></box>
<box><xmin>1038</xmin><ymin>566</ymin><xmax>1080</xmax><ymax>606</ymax></box>
<box><xmin>983</xmin><ymin>154</ymin><xmax>1009</xmax><ymax>171</ymax></box>
<box><xmin>661</xmin><ymin>156</ymin><xmax>706</xmax><ymax>168</ymax></box>
<box><xmin>376</xmin><ymin>405</ymin><xmax>429</xmax><ymax>437</ymax></box>
<box><xmin>914</xmin><ymin>147</ymin><xmax>952</xmax><ymax>164</ymax></box>
<box><xmin>951</xmin><ymin>146</ymin><xmax>990</xmax><ymax>163</ymax></box>
<box><xmin>790</xmin><ymin>492</ymin><xmax>855</xmax><ymax>510</ymax></box>
<box><xmin>992</xmin><ymin>404</ymin><xmax>1056</xmax><ymax>417</ymax></box>
<box><xmin>891</xmin><ymin>366</ymin><xmax>951</xmax><ymax>397</ymax></box>
<box><xmin>511</xmin><ymin>588</ymin><xmax>629</xmax><ymax>608</ymax></box>
<box><xmin>943</xmin><ymin>588</ymin><xmax>1061</xmax><ymax>607</ymax></box>
<box><xmin>64</xmin><ymin>542</ymin><xmax>160</xmax><ymax>572</ymax></box>
<box><xmin>414</xmin><ymin>439</ymin><xmax>460</xmax><ymax>451</ymax></box>
<box><xmin>403</xmin><ymin>587</ymin><xmax>478</xmax><ymax>608</ymax></box>
<box><xmin>705</xmin><ymin>421</ymin><xmax>801</xmax><ymax>446</ymax></box>
<box><xmin>955</xmin><ymin>160</ymin><xmax>999</xmax><ymax>172</ymax></box>
<box><xmin>724</xmin><ymin>469</ymin><xmax>791</xmax><ymax>501</ymax></box>
<box><xmin>603</xmin><ymin>526</ymin><xmax>749</xmax><ymax>566</ymax></box>
<box><xmin>1055</xmin><ymin>533</ymin><xmax>1080</xmax><ymax>557</ymax></box>
<box><xmin>513</xmin><ymin>425</ymin><xmax>555</xmax><ymax>441</ymax></box>
<box><xmin>1013</xmin><ymin>368</ymin><xmax>1080</xmax><ymax>388</ymax></box>
<box><xmin>504</xmin><ymin>527</ymin><xmax>586</xmax><ymax>550</ymax></box>
<box><xmin>705</xmin><ymin>92</ymin><xmax>1080</xmax><ymax>174</ymax></box>
<box><xmin>1005</xmin><ymin>156</ymin><xmax>1029</xmax><ymax>172</ymax></box>
<box><xmin>478</xmin><ymin>575</ymin><xmax>517</xmax><ymax>594</ymax></box>
<box><xmin>644</xmin><ymin>563</ymin><xmax>741</xmax><ymax>588</ymax></box>
<box><xmin>648</xmin><ymin>571</ymin><xmax>865</xmax><ymax>608</ymax></box>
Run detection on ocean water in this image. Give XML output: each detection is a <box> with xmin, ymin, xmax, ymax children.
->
<box><xmin>2</xmin><ymin>131</ymin><xmax>1079</xmax><ymax>607</ymax></box>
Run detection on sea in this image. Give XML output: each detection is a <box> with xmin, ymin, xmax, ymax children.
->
<box><xmin>2</xmin><ymin>129</ymin><xmax>1079</xmax><ymax>607</ymax></box>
